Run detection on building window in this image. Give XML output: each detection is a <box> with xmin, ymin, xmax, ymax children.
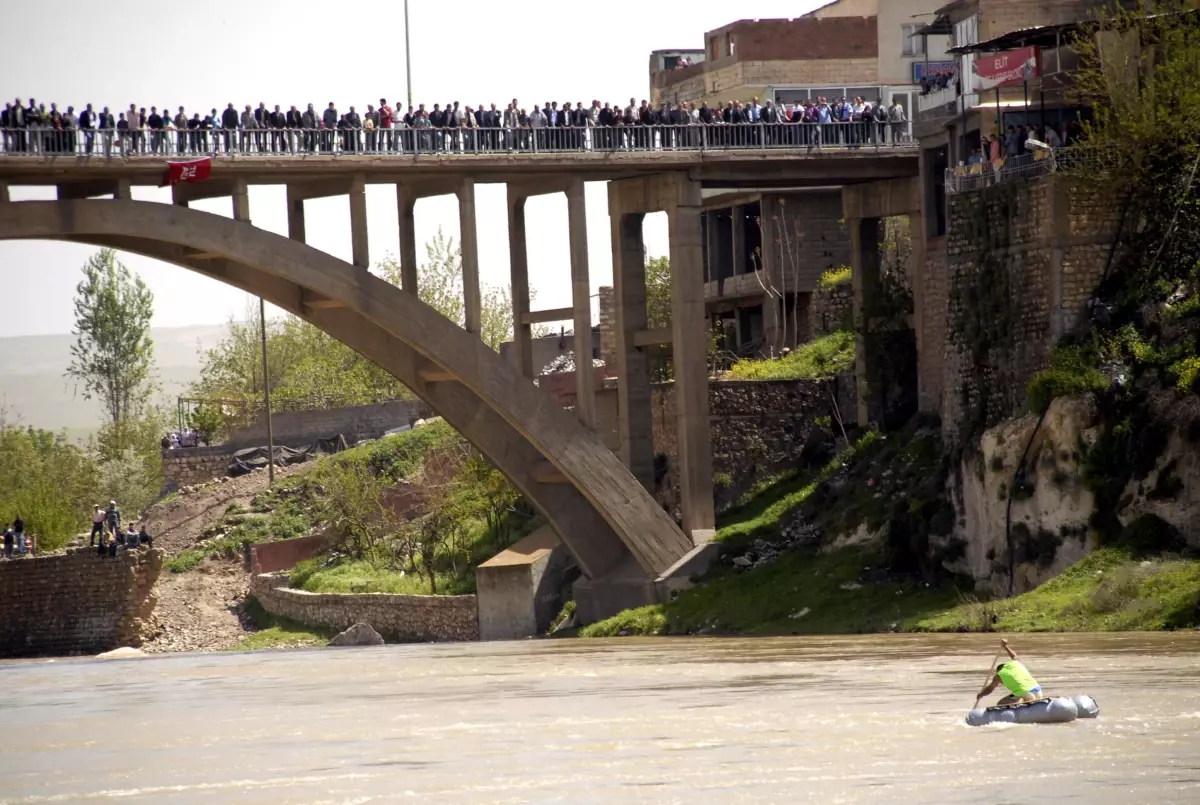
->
<box><xmin>901</xmin><ymin>24</ymin><xmax>926</xmax><ymax>57</ymax></box>
<box><xmin>709</xmin><ymin>36</ymin><xmax>719</xmax><ymax>62</ymax></box>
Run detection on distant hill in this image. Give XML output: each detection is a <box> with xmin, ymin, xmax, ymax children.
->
<box><xmin>0</xmin><ymin>324</ymin><xmax>230</xmax><ymax>440</ymax></box>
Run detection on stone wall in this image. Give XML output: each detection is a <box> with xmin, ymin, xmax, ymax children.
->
<box><xmin>940</xmin><ymin>175</ymin><xmax>1118</xmax><ymax>442</ymax></box>
<box><xmin>809</xmin><ymin>280</ymin><xmax>853</xmax><ymax>339</ymax></box>
<box><xmin>250</xmin><ymin>573</ymin><xmax>478</xmax><ymax>642</ymax></box>
<box><xmin>162</xmin><ymin>446</ymin><xmax>232</xmax><ymax>488</ymax></box>
<box><xmin>594</xmin><ymin>377</ymin><xmax>853</xmax><ymax>512</ymax></box>
<box><xmin>228</xmin><ymin>400</ymin><xmax>430</xmax><ymax>446</ymax></box>
<box><xmin>598</xmin><ymin>285</ymin><xmax>616</xmax><ymax>372</ymax></box>
<box><xmin>0</xmin><ymin>548</ymin><xmax>162</xmax><ymax>658</ymax></box>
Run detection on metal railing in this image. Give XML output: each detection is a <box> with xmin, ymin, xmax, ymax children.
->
<box><xmin>0</xmin><ymin>122</ymin><xmax>917</xmax><ymax>159</ymax></box>
<box><xmin>943</xmin><ymin>146</ymin><xmax>1116</xmax><ymax>193</ymax></box>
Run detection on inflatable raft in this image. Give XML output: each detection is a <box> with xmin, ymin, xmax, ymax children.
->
<box><xmin>966</xmin><ymin>695</ymin><xmax>1100</xmax><ymax>727</ymax></box>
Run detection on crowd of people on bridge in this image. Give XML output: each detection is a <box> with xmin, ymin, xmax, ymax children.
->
<box><xmin>1</xmin><ymin>94</ymin><xmax>911</xmax><ymax>157</ymax></box>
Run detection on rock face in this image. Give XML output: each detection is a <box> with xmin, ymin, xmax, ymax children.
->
<box><xmin>955</xmin><ymin>395</ymin><xmax>1099</xmax><ymax>594</ymax></box>
<box><xmin>96</xmin><ymin>647</ymin><xmax>147</xmax><ymax>659</ymax></box>
<box><xmin>329</xmin><ymin>622</ymin><xmax>384</xmax><ymax>647</ymax></box>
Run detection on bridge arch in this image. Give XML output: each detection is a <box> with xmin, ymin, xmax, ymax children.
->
<box><xmin>0</xmin><ymin>199</ymin><xmax>691</xmax><ymax>581</ymax></box>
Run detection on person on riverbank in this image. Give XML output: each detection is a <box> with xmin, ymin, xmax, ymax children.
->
<box><xmin>105</xmin><ymin>500</ymin><xmax>121</xmax><ymax>537</ymax></box>
<box><xmin>3</xmin><ymin>527</ymin><xmax>12</xmax><ymax>559</ymax></box>
<box><xmin>13</xmin><ymin>515</ymin><xmax>25</xmax><ymax>555</ymax></box>
<box><xmin>975</xmin><ymin>639</ymin><xmax>1045</xmax><ymax>706</ymax></box>
<box><xmin>91</xmin><ymin>505</ymin><xmax>106</xmax><ymax>546</ymax></box>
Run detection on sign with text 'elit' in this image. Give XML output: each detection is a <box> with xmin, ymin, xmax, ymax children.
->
<box><xmin>971</xmin><ymin>47</ymin><xmax>1039</xmax><ymax>92</ymax></box>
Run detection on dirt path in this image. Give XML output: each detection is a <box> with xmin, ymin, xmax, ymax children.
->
<box><xmin>142</xmin><ymin>558</ymin><xmax>251</xmax><ymax>654</ymax></box>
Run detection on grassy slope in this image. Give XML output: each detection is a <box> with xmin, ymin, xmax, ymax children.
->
<box><xmin>725</xmin><ymin>330</ymin><xmax>855</xmax><ymax>381</ymax></box>
<box><xmin>226</xmin><ymin>596</ymin><xmax>332</xmax><ymax>651</ymax></box>
<box><xmin>912</xmin><ymin>548</ymin><xmax>1200</xmax><ymax>632</ymax></box>
<box><xmin>581</xmin><ymin>435</ymin><xmax>1200</xmax><ymax>638</ymax></box>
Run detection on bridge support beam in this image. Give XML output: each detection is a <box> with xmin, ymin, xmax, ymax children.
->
<box><xmin>608</xmin><ymin>174</ymin><xmax>715</xmax><ymax>545</ymax></box>
<box><xmin>567</xmin><ymin>178</ymin><xmax>595</xmax><ymax>429</ymax></box>
<box><xmin>396</xmin><ymin>186</ymin><xmax>418</xmax><ymax>295</ymax></box>
<box><xmin>458</xmin><ymin>178</ymin><xmax>481</xmax><ymax>336</ymax></box>
<box><xmin>507</xmin><ymin>190</ymin><xmax>534</xmax><ymax>379</ymax></box>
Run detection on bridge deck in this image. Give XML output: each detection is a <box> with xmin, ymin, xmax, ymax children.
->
<box><xmin>0</xmin><ymin>147</ymin><xmax>919</xmax><ymax>188</ymax></box>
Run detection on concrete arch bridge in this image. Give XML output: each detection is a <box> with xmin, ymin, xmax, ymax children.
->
<box><xmin>0</xmin><ymin>146</ymin><xmax>918</xmax><ymax>620</ymax></box>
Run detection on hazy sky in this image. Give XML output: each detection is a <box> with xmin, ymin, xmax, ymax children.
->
<box><xmin>1</xmin><ymin>0</ymin><xmax>828</xmax><ymax>338</ymax></box>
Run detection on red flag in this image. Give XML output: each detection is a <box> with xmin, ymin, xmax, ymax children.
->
<box><xmin>161</xmin><ymin>157</ymin><xmax>212</xmax><ymax>187</ymax></box>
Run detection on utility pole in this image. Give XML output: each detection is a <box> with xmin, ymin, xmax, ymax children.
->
<box><xmin>259</xmin><ymin>297</ymin><xmax>275</xmax><ymax>485</ymax></box>
<box><xmin>405</xmin><ymin>0</ymin><xmax>413</xmax><ymax>109</ymax></box>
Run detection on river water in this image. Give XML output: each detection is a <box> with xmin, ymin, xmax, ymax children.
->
<box><xmin>1</xmin><ymin>633</ymin><xmax>1198</xmax><ymax>804</ymax></box>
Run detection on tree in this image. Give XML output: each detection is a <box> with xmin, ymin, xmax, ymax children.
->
<box><xmin>67</xmin><ymin>250</ymin><xmax>156</xmax><ymax>425</ymax></box>
<box><xmin>188</xmin><ymin>403</ymin><xmax>226</xmax><ymax>445</ymax></box>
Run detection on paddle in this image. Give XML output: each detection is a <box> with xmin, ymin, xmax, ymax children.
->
<box><xmin>974</xmin><ymin>652</ymin><xmax>1001</xmax><ymax>708</ymax></box>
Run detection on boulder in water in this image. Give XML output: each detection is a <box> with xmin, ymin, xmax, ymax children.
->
<box><xmin>96</xmin><ymin>647</ymin><xmax>147</xmax><ymax>660</ymax></box>
<box><xmin>328</xmin><ymin>622</ymin><xmax>385</xmax><ymax>647</ymax></box>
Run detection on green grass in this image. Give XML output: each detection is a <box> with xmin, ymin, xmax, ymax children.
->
<box><xmin>226</xmin><ymin>596</ymin><xmax>333</xmax><ymax>651</ymax></box>
<box><xmin>1027</xmin><ymin>345</ymin><xmax>1110</xmax><ymax>412</ymax></box>
<box><xmin>910</xmin><ymin>548</ymin><xmax>1200</xmax><ymax>632</ymax></box>
<box><xmin>580</xmin><ymin>547</ymin><xmax>965</xmax><ymax>637</ymax></box>
<box><xmin>726</xmin><ymin>330</ymin><xmax>855</xmax><ymax>381</ymax></box>
<box><xmin>290</xmin><ymin>557</ymin><xmax>474</xmax><ymax>596</ymax></box>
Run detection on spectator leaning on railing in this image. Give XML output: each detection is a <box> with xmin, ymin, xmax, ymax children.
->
<box><xmin>1</xmin><ymin>94</ymin><xmax>912</xmax><ymax>156</ymax></box>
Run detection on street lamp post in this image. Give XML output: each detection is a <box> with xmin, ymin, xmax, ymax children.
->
<box><xmin>405</xmin><ymin>0</ymin><xmax>413</xmax><ymax>109</ymax></box>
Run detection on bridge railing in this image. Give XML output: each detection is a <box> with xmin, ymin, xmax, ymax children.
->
<box><xmin>0</xmin><ymin>122</ymin><xmax>918</xmax><ymax>159</ymax></box>
<box><xmin>943</xmin><ymin>146</ymin><xmax>1115</xmax><ymax>194</ymax></box>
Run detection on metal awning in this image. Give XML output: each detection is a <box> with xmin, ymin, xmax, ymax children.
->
<box><xmin>913</xmin><ymin>13</ymin><xmax>953</xmax><ymax>38</ymax></box>
<box><xmin>947</xmin><ymin>21</ymin><xmax>1084</xmax><ymax>54</ymax></box>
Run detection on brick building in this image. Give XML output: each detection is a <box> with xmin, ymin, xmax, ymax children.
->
<box><xmin>649</xmin><ymin>0</ymin><xmax>952</xmax><ymax>123</ymax></box>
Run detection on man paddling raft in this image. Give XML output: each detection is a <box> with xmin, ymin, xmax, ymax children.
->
<box><xmin>975</xmin><ymin>639</ymin><xmax>1045</xmax><ymax>707</ymax></box>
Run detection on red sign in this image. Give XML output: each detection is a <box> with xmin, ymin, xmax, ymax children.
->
<box><xmin>161</xmin><ymin>157</ymin><xmax>212</xmax><ymax>187</ymax></box>
<box><xmin>971</xmin><ymin>47</ymin><xmax>1039</xmax><ymax>92</ymax></box>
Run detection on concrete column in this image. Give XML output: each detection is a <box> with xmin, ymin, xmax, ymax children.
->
<box><xmin>705</xmin><ymin>210</ymin><xmax>721</xmax><ymax>285</ymax></box>
<box><xmin>349</xmin><ymin>173</ymin><xmax>369</xmax><ymax>269</ymax></box>
<box><xmin>507</xmin><ymin>190</ymin><xmax>534</xmax><ymax>378</ymax></box>
<box><xmin>668</xmin><ymin>202</ymin><xmax>717</xmax><ymax>545</ymax></box>
<box><xmin>459</xmin><ymin>178</ymin><xmax>482</xmax><ymax>336</ymax></box>
<box><xmin>850</xmin><ymin>216</ymin><xmax>882</xmax><ymax>426</ymax></box>
<box><xmin>114</xmin><ymin>179</ymin><xmax>131</xmax><ymax>201</ymax></box>
<box><xmin>731</xmin><ymin>204</ymin><xmax>747</xmax><ymax>276</ymax></box>
<box><xmin>286</xmin><ymin>186</ymin><xmax>306</xmax><ymax>243</ymax></box>
<box><xmin>231</xmin><ymin>178</ymin><xmax>250</xmax><ymax>223</ymax></box>
<box><xmin>0</xmin><ymin>181</ymin><xmax>8</xmax><ymax>203</ymax></box>
<box><xmin>908</xmin><ymin>206</ymin><xmax>933</xmax><ymax>414</ymax></box>
<box><xmin>760</xmin><ymin>202</ymin><xmax>781</xmax><ymax>354</ymax></box>
<box><xmin>567</xmin><ymin>178</ymin><xmax>596</xmax><ymax>429</ymax></box>
<box><xmin>396</xmin><ymin>186</ymin><xmax>419</xmax><ymax>295</ymax></box>
<box><xmin>611</xmin><ymin>211</ymin><xmax>654</xmax><ymax>491</ymax></box>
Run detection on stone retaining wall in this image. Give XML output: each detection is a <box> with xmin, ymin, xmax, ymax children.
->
<box><xmin>162</xmin><ymin>446</ymin><xmax>232</xmax><ymax>488</ymax></box>
<box><xmin>249</xmin><ymin>534</ymin><xmax>331</xmax><ymax>574</ymax></box>
<box><xmin>0</xmin><ymin>548</ymin><xmax>162</xmax><ymax>658</ymax></box>
<box><xmin>250</xmin><ymin>573</ymin><xmax>478</xmax><ymax>642</ymax></box>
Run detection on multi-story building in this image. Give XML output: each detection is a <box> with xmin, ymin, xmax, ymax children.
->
<box><xmin>650</xmin><ymin>0</ymin><xmax>952</xmax><ymax>121</ymax></box>
<box><xmin>647</xmin><ymin>0</ymin><xmax>951</xmax><ymax>356</ymax></box>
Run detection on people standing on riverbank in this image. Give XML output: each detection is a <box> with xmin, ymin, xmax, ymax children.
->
<box><xmin>13</xmin><ymin>515</ymin><xmax>25</xmax><ymax>555</ymax></box>
<box><xmin>91</xmin><ymin>505</ymin><xmax>106</xmax><ymax>546</ymax></box>
<box><xmin>976</xmin><ymin>639</ymin><xmax>1045</xmax><ymax>706</ymax></box>
<box><xmin>3</xmin><ymin>527</ymin><xmax>12</xmax><ymax>558</ymax></box>
<box><xmin>105</xmin><ymin>500</ymin><xmax>121</xmax><ymax>537</ymax></box>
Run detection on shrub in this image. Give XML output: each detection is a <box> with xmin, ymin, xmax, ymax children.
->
<box><xmin>1027</xmin><ymin>345</ymin><xmax>1109</xmax><ymax>412</ymax></box>
<box><xmin>818</xmin><ymin>266</ymin><xmax>853</xmax><ymax>291</ymax></box>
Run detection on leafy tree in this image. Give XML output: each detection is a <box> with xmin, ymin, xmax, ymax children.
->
<box><xmin>188</xmin><ymin>403</ymin><xmax>226</xmax><ymax>445</ymax></box>
<box><xmin>67</xmin><ymin>250</ymin><xmax>157</xmax><ymax>425</ymax></box>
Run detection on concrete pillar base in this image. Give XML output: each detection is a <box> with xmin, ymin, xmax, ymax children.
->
<box><xmin>476</xmin><ymin>526</ymin><xmax>577</xmax><ymax>641</ymax></box>
<box><xmin>571</xmin><ymin>543</ymin><xmax>719</xmax><ymax>625</ymax></box>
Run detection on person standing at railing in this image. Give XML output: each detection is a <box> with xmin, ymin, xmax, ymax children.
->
<box><xmin>238</xmin><ymin>105</ymin><xmax>255</xmax><ymax>154</ymax></box>
<box><xmin>285</xmin><ymin>105</ymin><xmax>302</xmax><ymax>154</ymax></box>
<box><xmin>145</xmin><ymin>106</ymin><xmax>161</xmax><ymax>154</ymax></box>
<box><xmin>321</xmin><ymin>103</ymin><xmax>337</xmax><ymax>153</ymax></box>
<box><xmin>221</xmin><ymin>103</ymin><xmax>239</xmax><ymax>154</ymax></box>
<box><xmin>78</xmin><ymin>103</ymin><xmax>95</xmax><ymax>155</ymax></box>
<box><xmin>377</xmin><ymin>98</ymin><xmax>393</xmax><ymax>152</ymax></box>
<box><xmin>528</xmin><ymin>105</ymin><xmax>547</xmax><ymax>151</ymax></box>
<box><xmin>98</xmin><ymin>106</ymin><xmax>114</xmax><ymax>157</ymax></box>
<box><xmin>171</xmin><ymin>107</ymin><xmax>186</xmax><ymax>154</ymax></box>
<box><xmin>300</xmin><ymin>104</ymin><xmax>317</xmax><ymax>153</ymax></box>
<box><xmin>889</xmin><ymin>98</ymin><xmax>907</xmax><ymax>144</ymax></box>
<box><xmin>253</xmin><ymin>102</ymin><xmax>268</xmax><ymax>153</ymax></box>
<box><xmin>365</xmin><ymin>105</ymin><xmax>378</xmax><ymax>152</ymax></box>
<box><xmin>266</xmin><ymin>104</ymin><xmax>282</xmax><ymax>153</ymax></box>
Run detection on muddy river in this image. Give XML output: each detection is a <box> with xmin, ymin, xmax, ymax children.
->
<box><xmin>1</xmin><ymin>633</ymin><xmax>1198</xmax><ymax>803</ymax></box>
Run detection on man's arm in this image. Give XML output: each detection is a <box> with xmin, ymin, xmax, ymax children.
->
<box><xmin>975</xmin><ymin>675</ymin><xmax>1000</xmax><ymax>705</ymax></box>
<box><xmin>1001</xmin><ymin>639</ymin><xmax>1018</xmax><ymax>661</ymax></box>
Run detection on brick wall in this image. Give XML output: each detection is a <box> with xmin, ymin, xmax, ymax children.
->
<box><xmin>919</xmin><ymin>238</ymin><xmax>949</xmax><ymax>417</ymax></box>
<box><xmin>763</xmin><ymin>190</ymin><xmax>853</xmax><ymax>296</ymax></box>
<box><xmin>809</xmin><ymin>281</ymin><xmax>853</xmax><ymax>339</ymax></box>
<box><xmin>250</xmin><ymin>573</ymin><xmax>478</xmax><ymax>642</ymax></box>
<box><xmin>0</xmin><ymin>548</ymin><xmax>162</xmax><ymax>658</ymax></box>
<box><xmin>249</xmin><ymin>534</ymin><xmax>331</xmax><ymax>575</ymax></box>
<box><xmin>709</xmin><ymin>17</ymin><xmax>879</xmax><ymax>63</ymax></box>
<box><xmin>939</xmin><ymin>175</ymin><xmax>1118</xmax><ymax>442</ymax></box>
<box><xmin>598</xmin><ymin>286</ymin><xmax>616</xmax><ymax>372</ymax></box>
<box><xmin>978</xmin><ymin>0</ymin><xmax>1106</xmax><ymax>41</ymax></box>
<box><xmin>228</xmin><ymin>400</ymin><xmax>429</xmax><ymax>447</ymax></box>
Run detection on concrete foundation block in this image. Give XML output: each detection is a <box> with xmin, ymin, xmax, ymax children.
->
<box><xmin>476</xmin><ymin>526</ymin><xmax>576</xmax><ymax>641</ymax></box>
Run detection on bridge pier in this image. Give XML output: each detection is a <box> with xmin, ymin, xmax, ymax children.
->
<box><xmin>458</xmin><ymin>178</ymin><xmax>481</xmax><ymax>336</ymax></box>
<box><xmin>608</xmin><ymin>173</ymin><xmax>716</xmax><ymax>544</ymax></box>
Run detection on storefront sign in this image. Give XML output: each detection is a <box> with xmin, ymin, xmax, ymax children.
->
<box><xmin>971</xmin><ymin>47</ymin><xmax>1039</xmax><ymax>92</ymax></box>
<box><xmin>912</xmin><ymin>61</ymin><xmax>957</xmax><ymax>84</ymax></box>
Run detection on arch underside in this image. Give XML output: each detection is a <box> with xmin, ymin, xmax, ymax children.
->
<box><xmin>0</xmin><ymin>200</ymin><xmax>691</xmax><ymax>579</ymax></box>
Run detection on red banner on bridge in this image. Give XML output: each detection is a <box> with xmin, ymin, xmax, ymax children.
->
<box><xmin>161</xmin><ymin>157</ymin><xmax>212</xmax><ymax>187</ymax></box>
<box><xmin>971</xmin><ymin>47</ymin><xmax>1039</xmax><ymax>92</ymax></box>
